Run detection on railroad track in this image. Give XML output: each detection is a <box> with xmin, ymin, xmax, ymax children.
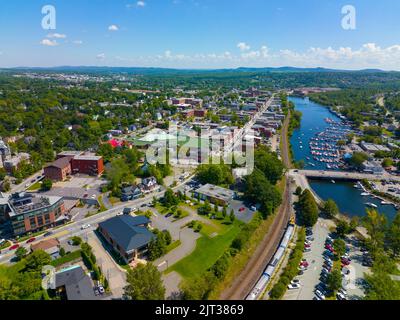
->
<box><xmin>220</xmin><ymin>111</ymin><xmax>293</xmax><ymax>300</ymax></box>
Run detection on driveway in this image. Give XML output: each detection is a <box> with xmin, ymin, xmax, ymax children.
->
<box><xmin>88</xmin><ymin>234</ymin><xmax>127</xmax><ymax>299</ymax></box>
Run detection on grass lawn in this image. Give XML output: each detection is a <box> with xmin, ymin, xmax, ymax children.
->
<box><xmin>0</xmin><ymin>240</ymin><xmax>11</xmax><ymax>250</ymax></box>
<box><xmin>97</xmin><ymin>195</ymin><xmax>107</xmax><ymax>212</ymax></box>
<box><xmin>27</xmin><ymin>181</ymin><xmax>42</xmax><ymax>191</ymax></box>
<box><xmin>166</xmin><ymin>221</ymin><xmax>241</xmax><ymax>279</ymax></box>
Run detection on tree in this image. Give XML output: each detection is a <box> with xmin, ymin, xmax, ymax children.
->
<box><xmin>222</xmin><ymin>206</ymin><xmax>227</xmax><ymax>219</ymax></box>
<box><xmin>24</xmin><ymin>250</ymin><xmax>52</xmax><ymax>271</ymax></box>
<box><xmin>71</xmin><ymin>236</ymin><xmax>82</xmax><ymax>246</ymax></box>
<box><xmin>15</xmin><ymin>247</ymin><xmax>28</xmax><ymax>261</ymax></box>
<box><xmin>326</xmin><ymin>270</ymin><xmax>342</xmax><ymax>292</ymax></box>
<box><xmin>254</xmin><ymin>147</ymin><xmax>284</xmax><ymax>184</ymax></box>
<box><xmin>365</xmin><ymin>271</ymin><xmax>400</xmax><ymax>300</ymax></box>
<box><xmin>124</xmin><ymin>263</ymin><xmax>165</xmax><ymax>300</ymax></box>
<box><xmin>363</xmin><ymin>209</ymin><xmax>388</xmax><ymax>251</ymax></box>
<box><xmin>230</xmin><ymin>210</ymin><xmax>236</xmax><ymax>223</ymax></box>
<box><xmin>295</xmin><ymin>186</ymin><xmax>303</xmax><ymax>196</ymax></box>
<box><xmin>333</xmin><ymin>239</ymin><xmax>346</xmax><ymax>258</ymax></box>
<box><xmin>382</xmin><ymin>158</ymin><xmax>393</xmax><ymax>168</ymax></box>
<box><xmin>41</xmin><ymin>178</ymin><xmax>53</xmax><ymax>191</ymax></box>
<box><xmin>336</xmin><ymin>220</ymin><xmax>351</xmax><ymax>237</ymax></box>
<box><xmin>196</xmin><ymin>164</ymin><xmax>233</xmax><ymax>186</ymax></box>
<box><xmin>163</xmin><ymin>188</ymin><xmax>179</xmax><ymax>208</ymax></box>
<box><xmin>59</xmin><ymin>247</ymin><xmax>66</xmax><ymax>257</ymax></box>
<box><xmin>348</xmin><ymin>152</ymin><xmax>368</xmax><ymax>169</ymax></box>
<box><xmin>180</xmin><ymin>272</ymin><xmax>217</xmax><ymax>300</ymax></box>
<box><xmin>297</xmin><ymin>189</ymin><xmax>319</xmax><ymax>227</ymax></box>
<box><xmin>386</xmin><ymin>212</ymin><xmax>400</xmax><ymax>257</ymax></box>
<box><xmin>322</xmin><ymin>199</ymin><xmax>339</xmax><ymax>218</ymax></box>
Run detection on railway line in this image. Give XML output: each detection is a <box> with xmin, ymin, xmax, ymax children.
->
<box><xmin>220</xmin><ymin>111</ymin><xmax>294</xmax><ymax>300</ymax></box>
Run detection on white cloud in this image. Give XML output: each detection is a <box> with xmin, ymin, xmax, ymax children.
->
<box><xmin>137</xmin><ymin>1</ymin><xmax>146</xmax><ymax>7</ymax></box>
<box><xmin>47</xmin><ymin>33</ymin><xmax>67</xmax><ymax>39</ymax></box>
<box><xmin>237</xmin><ymin>42</ymin><xmax>250</xmax><ymax>51</ymax></box>
<box><xmin>127</xmin><ymin>1</ymin><xmax>146</xmax><ymax>8</ymax></box>
<box><xmin>40</xmin><ymin>39</ymin><xmax>59</xmax><ymax>47</ymax></box>
<box><xmin>96</xmin><ymin>53</ymin><xmax>106</xmax><ymax>60</ymax></box>
<box><xmin>108</xmin><ymin>25</ymin><xmax>119</xmax><ymax>31</ymax></box>
<box><xmin>73</xmin><ymin>40</ymin><xmax>83</xmax><ymax>45</ymax></box>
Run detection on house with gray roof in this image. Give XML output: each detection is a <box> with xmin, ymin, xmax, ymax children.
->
<box><xmin>98</xmin><ymin>215</ymin><xmax>155</xmax><ymax>263</ymax></box>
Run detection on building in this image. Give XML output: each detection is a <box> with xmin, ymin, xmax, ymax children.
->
<box><xmin>140</xmin><ymin>177</ymin><xmax>159</xmax><ymax>193</ymax></box>
<box><xmin>98</xmin><ymin>215</ymin><xmax>155</xmax><ymax>263</ymax></box>
<box><xmin>53</xmin><ymin>265</ymin><xmax>99</xmax><ymax>300</ymax></box>
<box><xmin>3</xmin><ymin>153</ymin><xmax>30</xmax><ymax>173</ymax></box>
<box><xmin>194</xmin><ymin>184</ymin><xmax>235</xmax><ymax>206</ymax></box>
<box><xmin>44</xmin><ymin>157</ymin><xmax>72</xmax><ymax>181</ymax></box>
<box><xmin>0</xmin><ymin>192</ymin><xmax>66</xmax><ymax>236</ymax></box>
<box><xmin>71</xmin><ymin>155</ymin><xmax>104</xmax><ymax>176</ymax></box>
<box><xmin>362</xmin><ymin>161</ymin><xmax>385</xmax><ymax>175</ymax></box>
<box><xmin>31</xmin><ymin>238</ymin><xmax>60</xmax><ymax>258</ymax></box>
<box><xmin>121</xmin><ymin>185</ymin><xmax>142</xmax><ymax>202</ymax></box>
<box><xmin>360</xmin><ymin>141</ymin><xmax>391</xmax><ymax>154</ymax></box>
<box><xmin>44</xmin><ymin>152</ymin><xmax>104</xmax><ymax>181</ymax></box>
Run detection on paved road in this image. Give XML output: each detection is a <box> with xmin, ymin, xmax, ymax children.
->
<box><xmin>220</xmin><ymin>109</ymin><xmax>294</xmax><ymax>300</ymax></box>
<box><xmin>0</xmin><ymin>175</ymin><xmax>195</xmax><ymax>265</ymax></box>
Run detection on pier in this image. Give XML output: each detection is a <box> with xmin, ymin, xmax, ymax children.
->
<box><xmin>294</xmin><ymin>169</ymin><xmax>400</xmax><ymax>182</ymax></box>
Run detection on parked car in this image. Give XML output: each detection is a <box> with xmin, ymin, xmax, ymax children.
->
<box><xmin>288</xmin><ymin>283</ymin><xmax>301</xmax><ymax>290</ymax></box>
<box><xmin>26</xmin><ymin>237</ymin><xmax>36</xmax><ymax>243</ymax></box>
<box><xmin>291</xmin><ymin>279</ymin><xmax>301</xmax><ymax>285</ymax></box>
<box><xmin>239</xmin><ymin>207</ymin><xmax>246</xmax><ymax>212</ymax></box>
<box><xmin>43</xmin><ymin>231</ymin><xmax>53</xmax><ymax>237</ymax></box>
<box><xmin>81</xmin><ymin>224</ymin><xmax>91</xmax><ymax>230</ymax></box>
<box><xmin>315</xmin><ymin>290</ymin><xmax>326</xmax><ymax>300</ymax></box>
<box><xmin>304</xmin><ymin>248</ymin><xmax>311</xmax><ymax>253</ymax></box>
<box><xmin>337</xmin><ymin>292</ymin><xmax>347</xmax><ymax>300</ymax></box>
<box><xmin>306</xmin><ymin>236</ymin><xmax>315</xmax><ymax>241</ymax></box>
<box><xmin>9</xmin><ymin>244</ymin><xmax>19</xmax><ymax>251</ymax></box>
<box><xmin>98</xmin><ymin>286</ymin><xmax>105</xmax><ymax>294</ymax></box>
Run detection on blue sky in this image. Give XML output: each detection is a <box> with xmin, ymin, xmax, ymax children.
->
<box><xmin>0</xmin><ymin>0</ymin><xmax>400</xmax><ymax>69</ymax></box>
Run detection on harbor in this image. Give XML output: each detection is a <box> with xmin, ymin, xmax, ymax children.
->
<box><xmin>289</xmin><ymin>96</ymin><xmax>398</xmax><ymax>220</ymax></box>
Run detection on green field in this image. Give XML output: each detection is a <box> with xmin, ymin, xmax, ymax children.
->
<box><xmin>166</xmin><ymin>221</ymin><xmax>241</xmax><ymax>279</ymax></box>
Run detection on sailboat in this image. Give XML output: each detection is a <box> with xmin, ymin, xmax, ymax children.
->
<box><xmin>366</xmin><ymin>202</ymin><xmax>378</xmax><ymax>208</ymax></box>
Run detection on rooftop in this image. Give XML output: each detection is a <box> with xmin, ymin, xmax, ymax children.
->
<box><xmin>98</xmin><ymin>215</ymin><xmax>155</xmax><ymax>253</ymax></box>
<box><xmin>7</xmin><ymin>192</ymin><xmax>63</xmax><ymax>217</ymax></box>
<box><xmin>195</xmin><ymin>183</ymin><xmax>235</xmax><ymax>202</ymax></box>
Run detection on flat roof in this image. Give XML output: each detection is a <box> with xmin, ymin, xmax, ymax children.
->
<box><xmin>195</xmin><ymin>184</ymin><xmax>235</xmax><ymax>202</ymax></box>
<box><xmin>73</xmin><ymin>155</ymin><xmax>102</xmax><ymax>161</ymax></box>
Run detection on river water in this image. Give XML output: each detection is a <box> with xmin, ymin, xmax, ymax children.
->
<box><xmin>289</xmin><ymin>96</ymin><xmax>397</xmax><ymax>220</ymax></box>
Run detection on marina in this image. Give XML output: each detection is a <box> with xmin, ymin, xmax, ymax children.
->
<box><xmin>289</xmin><ymin>96</ymin><xmax>398</xmax><ymax>220</ymax></box>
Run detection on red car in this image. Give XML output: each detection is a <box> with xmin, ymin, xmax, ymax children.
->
<box><xmin>9</xmin><ymin>244</ymin><xmax>20</xmax><ymax>251</ymax></box>
<box><xmin>300</xmin><ymin>261</ymin><xmax>309</xmax><ymax>267</ymax></box>
<box><xmin>26</xmin><ymin>237</ymin><xmax>36</xmax><ymax>244</ymax></box>
<box><xmin>239</xmin><ymin>207</ymin><xmax>246</xmax><ymax>212</ymax></box>
<box><xmin>342</xmin><ymin>258</ymin><xmax>351</xmax><ymax>266</ymax></box>
<box><xmin>325</xmin><ymin>244</ymin><xmax>333</xmax><ymax>250</ymax></box>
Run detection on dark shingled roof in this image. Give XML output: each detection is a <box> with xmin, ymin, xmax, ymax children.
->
<box><xmin>98</xmin><ymin>215</ymin><xmax>155</xmax><ymax>253</ymax></box>
<box><xmin>55</xmin><ymin>266</ymin><xmax>99</xmax><ymax>300</ymax></box>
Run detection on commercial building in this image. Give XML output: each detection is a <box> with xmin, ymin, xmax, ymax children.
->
<box><xmin>194</xmin><ymin>184</ymin><xmax>235</xmax><ymax>206</ymax></box>
<box><xmin>44</xmin><ymin>157</ymin><xmax>72</xmax><ymax>181</ymax></box>
<box><xmin>44</xmin><ymin>152</ymin><xmax>104</xmax><ymax>181</ymax></box>
<box><xmin>98</xmin><ymin>215</ymin><xmax>155</xmax><ymax>263</ymax></box>
<box><xmin>0</xmin><ymin>192</ymin><xmax>66</xmax><ymax>236</ymax></box>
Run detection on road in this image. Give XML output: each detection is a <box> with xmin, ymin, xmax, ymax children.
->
<box><xmin>297</xmin><ymin>169</ymin><xmax>400</xmax><ymax>182</ymax></box>
<box><xmin>0</xmin><ymin>175</ymin><xmax>194</xmax><ymax>265</ymax></box>
<box><xmin>220</xmin><ymin>110</ymin><xmax>293</xmax><ymax>300</ymax></box>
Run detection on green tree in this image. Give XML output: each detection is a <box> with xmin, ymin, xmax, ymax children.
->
<box><xmin>365</xmin><ymin>271</ymin><xmax>400</xmax><ymax>300</ymax></box>
<box><xmin>41</xmin><ymin>178</ymin><xmax>53</xmax><ymax>191</ymax></box>
<box><xmin>124</xmin><ymin>263</ymin><xmax>165</xmax><ymax>300</ymax></box>
<box><xmin>297</xmin><ymin>189</ymin><xmax>319</xmax><ymax>227</ymax></box>
<box><xmin>15</xmin><ymin>247</ymin><xmax>28</xmax><ymax>261</ymax></box>
<box><xmin>180</xmin><ymin>272</ymin><xmax>217</xmax><ymax>300</ymax></box>
<box><xmin>322</xmin><ymin>199</ymin><xmax>339</xmax><ymax>218</ymax></box>
<box><xmin>24</xmin><ymin>250</ymin><xmax>52</xmax><ymax>271</ymax></box>
<box><xmin>386</xmin><ymin>212</ymin><xmax>400</xmax><ymax>257</ymax></box>
<box><xmin>326</xmin><ymin>270</ymin><xmax>342</xmax><ymax>292</ymax></box>
<box><xmin>348</xmin><ymin>152</ymin><xmax>368</xmax><ymax>169</ymax></box>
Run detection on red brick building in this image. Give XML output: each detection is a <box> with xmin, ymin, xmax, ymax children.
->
<box><xmin>44</xmin><ymin>157</ymin><xmax>72</xmax><ymax>181</ymax></box>
<box><xmin>71</xmin><ymin>155</ymin><xmax>104</xmax><ymax>176</ymax></box>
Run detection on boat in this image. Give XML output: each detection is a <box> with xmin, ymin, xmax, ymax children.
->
<box><xmin>361</xmin><ymin>192</ymin><xmax>370</xmax><ymax>196</ymax></box>
<box><xmin>381</xmin><ymin>201</ymin><xmax>391</xmax><ymax>205</ymax></box>
<box><xmin>331</xmin><ymin>180</ymin><xmax>336</xmax><ymax>184</ymax></box>
<box><xmin>366</xmin><ymin>202</ymin><xmax>378</xmax><ymax>208</ymax></box>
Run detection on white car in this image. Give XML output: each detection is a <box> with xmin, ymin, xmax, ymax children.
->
<box><xmin>337</xmin><ymin>292</ymin><xmax>347</xmax><ymax>300</ymax></box>
<box><xmin>291</xmin><ymin>279</ymin><xmax>301</xmax><ymax>285</ymax></box>
<box><xmin>81</xmin><ymin>224</ymin><xmax>91</xmax><ymax>230</ymax></box>
<box><xmin>315</xmin><ymin>290</ymin><xmax>326</xmax><ymax>300</ymax></box>
<box><xmin>287</xmin><ymin>283</ymin><xmax>301</xmax><ymax>290</ymax></box>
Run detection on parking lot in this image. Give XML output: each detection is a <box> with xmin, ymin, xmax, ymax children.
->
<box><xmin>284</xmin><ymin>217</ymin><xmax>368</xmax><ymax>300</ymax></box>
<box><xmin>284</xmin><ymin>218</ymin><xmax>330</xmax><ymax>300</ymax></box>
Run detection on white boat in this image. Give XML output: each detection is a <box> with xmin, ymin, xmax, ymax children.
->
<box><xmin>361</xmin><ymin>192</ymin><xmax>370</xmax><ymax>196</ymax></box>
<box><xmin>331</xmin><ymin>180</ymin><xmax>336</xmax><ymax>184</ymax></box>
<box><xmin>366</xmin><ymin>203</ymin><xmax>378</xmax><ymax>208</ymax></box>
<box><xmin>381</xmin><ymin>201</ymin><xmax>391</xmax><ymax>205</ymax></box>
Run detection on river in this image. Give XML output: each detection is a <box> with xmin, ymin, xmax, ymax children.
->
<box><xmin>289</xmin><ymin>96</ymin><xmax>397</xmax><ymax>220</ymax></box>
